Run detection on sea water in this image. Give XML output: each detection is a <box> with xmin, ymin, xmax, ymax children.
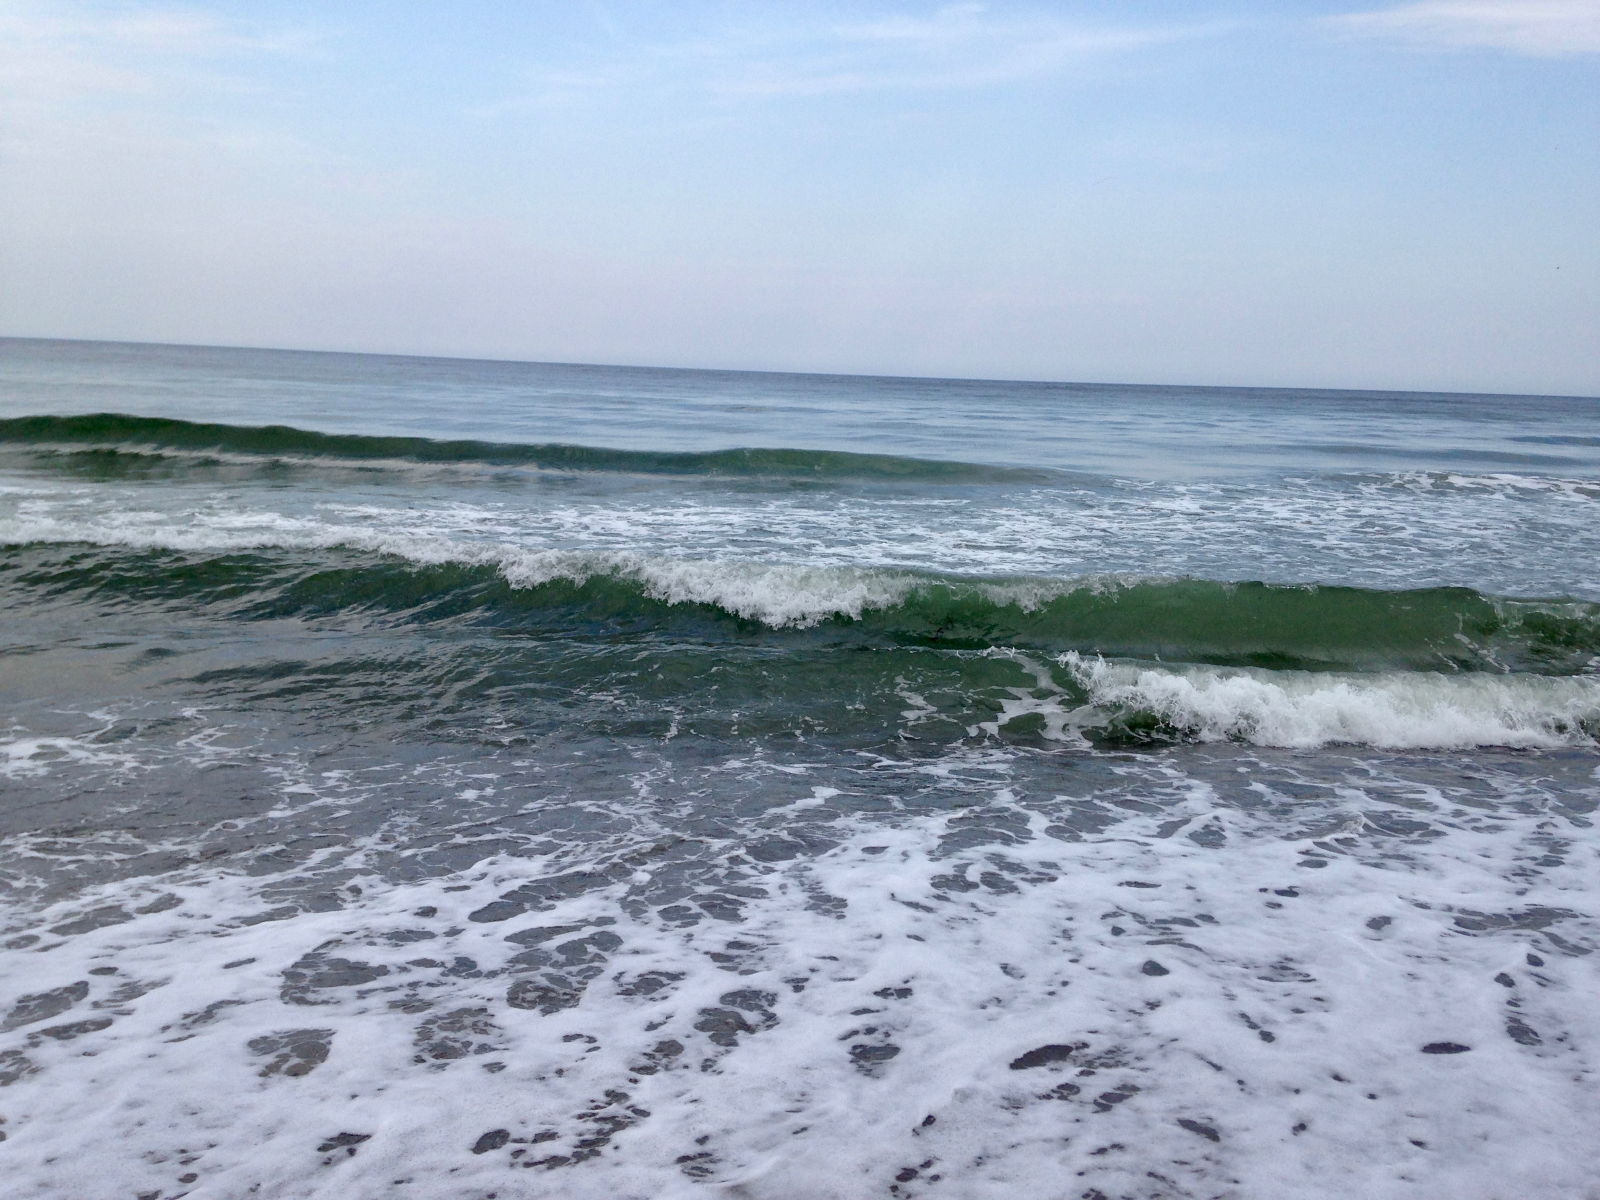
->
<box><xmin>1</xmin><ymin>338</ymin><xmax>1598</xmax><ymax>1199</ymax></box>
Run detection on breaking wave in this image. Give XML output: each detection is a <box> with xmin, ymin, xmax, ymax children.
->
<box><xmin>1056</xmin><ymin>653</ymin><xmax>1600</xmax><ymax>749</ymax></box>
<box><xmin>4</xmin><ymin>531</ymin><xmax>1598</xmax><ymax>677</ymax></box>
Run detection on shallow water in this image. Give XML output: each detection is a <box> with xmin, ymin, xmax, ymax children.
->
<box><xmin>1</xmin><ymin>338</ymin><xmax>1598</xmax><ymax>1199</ymax></box>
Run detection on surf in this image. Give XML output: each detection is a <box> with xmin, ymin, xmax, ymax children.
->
<box><xmin>5</xmin><ymin>537</ymin><xmax>1598</xmax><ymax>676</ymax></box>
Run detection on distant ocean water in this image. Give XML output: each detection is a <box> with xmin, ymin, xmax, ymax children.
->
<box><xmin>2</xmin><ymin>337</ymin><xmax>1598</xmax><ymax>1199</ymax></box>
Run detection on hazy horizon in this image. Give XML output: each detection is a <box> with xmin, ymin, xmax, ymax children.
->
<box><xmin>8</xmin><ymin>332</ymin><xmax>1599</xmax><ymax>402</ymax></box>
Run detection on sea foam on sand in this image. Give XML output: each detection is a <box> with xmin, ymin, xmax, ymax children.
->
<box><xmin>2</xmin><ymin>737</ymin><xmax>1597</xmax><ymax>1199</ymax></box>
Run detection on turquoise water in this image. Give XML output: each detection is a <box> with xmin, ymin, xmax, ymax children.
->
<box><xmin>2</xmin><ymin>338</ymin><xmax>1598</xmax><ymax>1200</ymax></box>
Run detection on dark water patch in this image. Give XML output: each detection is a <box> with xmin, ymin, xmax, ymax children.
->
<box><xmin>1512</xmin><ymin>435</ymin><xmax>1600</xmax><ymax>448</ymax></box>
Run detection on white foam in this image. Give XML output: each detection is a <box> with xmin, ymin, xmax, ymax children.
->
<box><xmin>1058</xmin><ymin>654</ymin><xmax>1600</xmax><ymax>749</ymax></box>
<box><xmin>0</xmin><ymin>508</ymin><xmax>1130</xmax><ymax>628</ymax></box>
<box><xmin>4</xmin><ymin>452</ymin><xmax>1599</xmax><ymax>602</ymax></box>
<box><xmin>1384</xmin><ymin>470</ymin><xmax>1600</xmax><ymax>501</ymax></box>
<box><xmin>0</xmin><ymin>728</ymin><xmax>141</xmax><ymax>780</ymax></box>
<box><xmin>2</xmin><ymin>753</ymin><xmax>1598</xmax><ymax>1199</ymax></box>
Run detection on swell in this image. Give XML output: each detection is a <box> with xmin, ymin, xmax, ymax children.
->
<box><xmin>0</xmin><ymin>413</ymin><xmax>1052</xmax><ymax>484</ymax></box>
<box><xmin>4</xmin><ymin>539</ymin><xmax>1598</xmax><ymax>676</ymax></box>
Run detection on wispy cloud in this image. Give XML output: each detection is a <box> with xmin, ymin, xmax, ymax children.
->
<box><xmin>1325</xmin><ymin>1</ymin><xmax>1600</xmax><ymax>57</ymax></box>
<box><xmin>734</xmin><ymin>7</ymin><xmax>1212</xmax><ymax>97</ymax></box>
<box><xmin>15</xmin><ymin>7</ymin><xmax>314</xmax><ymax>57</ymax></box>
<box><xmin>501</xmin><ymin>4</ymin><xmax>1226</xmax><ymax>108</ymax></box>
<box><xmin>0</xmin><ymin>1</ymin><xmax>319</xmax><ymax>113</ymax></box>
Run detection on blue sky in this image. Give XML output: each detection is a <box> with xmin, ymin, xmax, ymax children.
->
<box><xmin>1</xmin><ymin>1</ymin><xmax>1595</xmax><ymax>393</ymax></box>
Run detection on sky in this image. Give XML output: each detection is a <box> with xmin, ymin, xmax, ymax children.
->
<box><xmin>0</xmin><ymin>0</ymin><xmax>1596</xmax><ymax>394</ymax></box>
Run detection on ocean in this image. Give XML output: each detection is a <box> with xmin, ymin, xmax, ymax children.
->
<box><xmin>1</xmin><ymin>337</ymin><xmax>1597</xmax><ymax>1199</ymax></box>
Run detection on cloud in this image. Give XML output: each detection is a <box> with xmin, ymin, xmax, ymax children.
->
<box><xmin>0</xmin><ymin>1</ymin><xmax>319</xmax><ymax>117</ymax></box>
<box><xmin>501</xmin><ymin>5</ymin><xmax>1224</xmax><ymax>108</ymax></box>
<box><xmin>1325</xmin><ymin>1</ymin><xmax>1600</xmax><ymax>57</ymax></box>
<box><xmin>733</xmin><ymin>9</ymin><xmax>1207</xmax><ymax>97</ymax></box>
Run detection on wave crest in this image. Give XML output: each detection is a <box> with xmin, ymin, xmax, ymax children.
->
<box><xmin>3</xmin><ymin>530</ymin><xmax>1599</xmax><ymax>675</ymax></box>
<box><xmin>0</xmin><ymin>413</ymin><xmax>1049</xmax><ymax>484</ymax></box>
<box><xmin>1059</xmin><ymin>654</ymin><xmax>1600</xmax><ymax>749</ymax></box>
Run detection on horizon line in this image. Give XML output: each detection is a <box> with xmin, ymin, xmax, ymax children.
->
<box><xmin>3</xmin><ymin>334</ymin><xmax>1596</xmax><ymax>404</ymax></box>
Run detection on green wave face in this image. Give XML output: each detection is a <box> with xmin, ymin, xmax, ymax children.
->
<box><xmin>863</xmin><ymin>577</ymin><xmax>1600</xmax><ymax>674</ymax></box>
<box><xmin>0</xmin><ymin>413</ymin><xmax>1052</xmax><ymax>483</ymax></box>
<box><xmin>5</xmin><ymin>542</ymin><xmax>1598</xmax><ymax>676</ymax></box>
